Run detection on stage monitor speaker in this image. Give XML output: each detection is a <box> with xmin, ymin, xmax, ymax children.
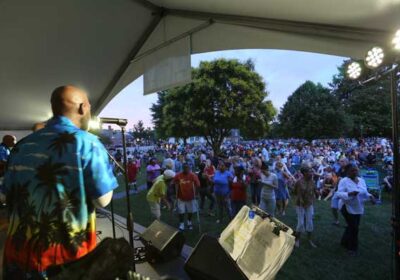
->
<box><xmin>184</xmin><ymin>234</ymin><xmax>248</xmax><ymax>280</ymax></box>
<box><xmin>139</xmin><ymin>220</ymin><xmax>185</xmax><ymax>263</ymax></box>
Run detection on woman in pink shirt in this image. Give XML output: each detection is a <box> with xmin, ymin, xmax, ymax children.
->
<box><xmin>146</xmin><ymin>158</ymin><xmax>161</xmax><ymax>190</ymax></box>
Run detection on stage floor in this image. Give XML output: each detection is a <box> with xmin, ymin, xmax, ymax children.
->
<box><xmin>0</xmin><ymin>208</ymin><xmax>192</xmax><ymax>280</ymax></box>
<box><xmin>96</xmin><ymin>209</ymin><xmax>192</xmax><ymax>280</ymax></box>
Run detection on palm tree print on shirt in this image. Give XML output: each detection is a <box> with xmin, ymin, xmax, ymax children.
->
<box><xmin>35</xmin><ymin>161</ymin><xmax>69</xmax><ymax>214</ymax></box>
<box><xmin>48</xmin><ymin>131</ymin><xmax>76</xmax><ymax>157</ymax></box>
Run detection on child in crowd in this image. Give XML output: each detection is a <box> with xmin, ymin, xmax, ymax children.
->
<box><xmin>127</xmin><ymin>157</ymin><xmax>139</xmax><ymax>193</ymax></box>
<box><xmin>230</xmin><ymin>166</ymin><xmax>249</xmax><ymax>217</ymax></box>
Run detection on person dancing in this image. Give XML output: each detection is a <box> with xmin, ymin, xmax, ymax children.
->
<box><xmin>336</xmin><ymin>164</ymin><xmax>375</xmax><ymax>256</ymax></box>
<box><xmin>293</xmin><ymin>166</ymin><xmax>318</xmax><ymax>248</ymax></box>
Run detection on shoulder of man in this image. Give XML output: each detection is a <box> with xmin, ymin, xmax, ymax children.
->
<box><xmin>174</xmin><ymin>172</ymin><xmax>182</xmax><ymax>179</ymax></box>
<box><xmin>81</xmin><ymin>130</ymin><xmax>107</xmax><ymax>146</ymax></box>
<box><xmin>77</xmin><ymin>130</ymin><xmax>103</xmax><ymax>143</ymax></box>
<box><xmin>6</xmin><ymin>133</ymin><xmax>36</xmax><ymax>158</ymax></box>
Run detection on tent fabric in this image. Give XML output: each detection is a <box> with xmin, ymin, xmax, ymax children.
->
<box><xmin>0</xmin><ymin>0</ymin><xmax>399</xmax><ymax>129</ymax></box>
<box><xmin>143</xmin><ymin>36</ymin><xmax>191</xmax><ymax>95</ymax></box>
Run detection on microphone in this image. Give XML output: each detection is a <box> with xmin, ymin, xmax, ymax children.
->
<box><xmin>100</xmin><ymin>117</ymin><xmax>128</xmax><ymax>127</ymax></box>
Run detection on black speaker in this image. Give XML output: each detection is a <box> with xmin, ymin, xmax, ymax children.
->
<box><xmin>184</xmin><ymin>234</ymin><xmax>248</xmax><ymax>280</ymax></box>
<box><xmin>139</xmin><ymin>220</ymin><xmax>185</xmax><ymax>263</ymax></box>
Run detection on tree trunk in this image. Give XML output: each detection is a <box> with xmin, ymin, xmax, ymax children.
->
<box><xmin>212</xmin><ymin>137</ymin><xmax>225</xmax><ymax>157</ymax></box>
<box><xmin>212</xmin><ymin>143</ymin><xmax>221</xmax><ymax>157</ymax></box>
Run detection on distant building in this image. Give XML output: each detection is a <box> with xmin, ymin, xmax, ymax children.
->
<box><xmin>226</xmin><ymin>129</ymin><xmax>241</xmax><ymax>143</ymax></box>
<box><xmin>100</xmin><ymin>126</ymin><xmax>134</xmax><ymax>147</ymax></box>
<box><xmin>167</xmin><ymin>136</ymin><xmax>206</xmax><ymax>145</ymax></box>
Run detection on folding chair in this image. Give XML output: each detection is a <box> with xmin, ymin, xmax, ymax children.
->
<box><xmin>360</xmin><ymin>169</ymin><xmax>381</xmax><ymax>203</ymax></box>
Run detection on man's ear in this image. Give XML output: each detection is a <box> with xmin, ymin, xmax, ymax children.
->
<box><xmin>78</xmin><ymin>103</ymin><xmax>89</xmax><ymax>115</ymax></box>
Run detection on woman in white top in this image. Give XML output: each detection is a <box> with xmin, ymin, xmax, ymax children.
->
<box><xmin>258</xmin><ymin>163</ymin><xmax>278</xmax><ymax>216</ymax></box>
<box><xmin>336</xmin><ymin>164</ymin><xmax>375</xmax><ymax>256</ymax></box>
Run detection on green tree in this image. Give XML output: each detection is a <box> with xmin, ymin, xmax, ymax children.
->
<box><xmin>151</xmin><ymin>59</ymin><xmax>276</xmax><ymax>154</ymax></box>
<box><xmin>330</xmin><ymin>61</ymin><xmax>392</xmax><ymax>137</ymax></box>
<box><xmin>151</xmin><ymin>90</ymin><xmax>197</xmax><ymax>144</ymax></box>
<box><xmin>143</xmin><ymin>127</ymin><xmax>156</xmax><ymax>142</ymax></box>
<box><xmin>278</xmin><ymin>81</ymin><xmax>348</xmax><ymax>140</ymax></box>
<box><xmin>150</xmin><ymin>92</ymin><xmax>169</xmax><ymax>140</ymax></box>
<box><xmin>132</xmin><ymin>120</ymin><xmax>146</xmax><ymax>140</ymax></box>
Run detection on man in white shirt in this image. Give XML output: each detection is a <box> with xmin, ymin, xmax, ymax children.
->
<box><xmin>162</xmin><ymin>154</ymin><xmax>175</xmax><ymax>171</ymax></box>
<box><xmin>261</xmin><ymin>144</ymin><xmax>269</xmax><ymax>163</ymax></box>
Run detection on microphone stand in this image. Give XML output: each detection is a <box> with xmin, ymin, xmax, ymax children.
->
<box><xmin>102</xmin><ymin>122</ymin><xmax>136</xmax><ymax>272</ymax></box>
<box><xmin>106</xmin><ymin>150</ymin><xmax>122</xmax><ymax>240</ymax></box>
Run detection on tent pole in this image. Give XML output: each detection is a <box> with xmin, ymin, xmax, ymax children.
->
<box><xmin>391</xmin><ymin>67</ymin><xmax>400</xmax><ymax>280</ymax></box>
<box><xmin>166</xmin><ymin>8</ymin><xmax>388</xmax><ymax>43</ymax></box>
<box><xmin>130</xmin><ymin>0</ymin><xmax>161</xmax><ymax>11</ymax></box>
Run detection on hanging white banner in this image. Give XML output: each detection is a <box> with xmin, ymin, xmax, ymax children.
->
<box><xmin>143</xmin><ymin>36</ymin><xmax>191</xmax><ymax>95</ymax></box>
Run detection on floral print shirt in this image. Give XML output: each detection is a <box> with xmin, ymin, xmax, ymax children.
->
<box><xmin>3</xmin><ymin>116</ymin><xmax>117</xmax><ymax>278</ymax></box>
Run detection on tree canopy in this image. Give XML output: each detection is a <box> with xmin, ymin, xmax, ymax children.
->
<box><xmin>151</xmin><ymin>58</ymin><xmax>276</xmax><ymax>153</ymax></box>
<box><xmin>132</xmin><ymin>120</ymin><xmax>146</xmax><ymax>139</ymax></box>
<box><xmin>329</xmin><ymin>62</ymin><xmax>392</xmax><ymax>137</ymax></box>
<box><xmin>277</xmin><ymin>81</ymin><xmax>348</xmax><ymax>140</ymax></box>
<box><xmin>275</xmin><ymin>60</ymin><xmax>394</xmax><ymax>139</ymax></box>
<box><xmin>131</xmin><ymin>120</ymin><xmax>156</xmax><ymax>143</ymax></box>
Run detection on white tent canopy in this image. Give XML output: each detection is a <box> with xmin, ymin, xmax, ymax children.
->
<box><xmin>1</xmin><ymin>0</ymin><xmax>399</xmax><ymax>130</ymax></box>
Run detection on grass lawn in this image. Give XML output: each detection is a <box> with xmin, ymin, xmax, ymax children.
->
<box><xmin>107</xmin><ymin>166</ymin><xmax>393</xmax><ymax>280</ymax></box>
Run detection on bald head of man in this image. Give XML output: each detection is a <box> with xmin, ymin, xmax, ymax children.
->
<box><xmin>32</xmin><ymin>122</ymin><xmax>46</xmax><ymax>132</ymax></box>
<box><xmin>2</xmin><ymin>135</ymin><xmax>16</xmax><ymax>148</ymax></box>
<box><xmin>51</xmin><ymin>85</ymin><xmax>92</xmax><ymax>131</ymax></box>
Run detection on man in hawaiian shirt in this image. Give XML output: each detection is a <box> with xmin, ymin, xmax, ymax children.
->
<box><xmin>3</xmin><ymin>85</ymin><xmax>118</xmax><ymax>279</ymax></box>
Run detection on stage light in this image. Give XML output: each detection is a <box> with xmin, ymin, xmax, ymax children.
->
<box><xmin>393</xmin><ymin>29</ymin><xmax>400</xmax><ymax>51</ymax></box>
<box><xmin>346</xmin><ymin>61</ymin><xmax>362</xmax><ymax>79</ymax></box>
<box><xmin>89</xmin><ymin>117</ymin><xmax>101</xmax><ymax>130</ymax></box>
<box><xmin>365</xmin><ymin>46</ymin><xmax>385</xmax><ymax>68</ymax></box>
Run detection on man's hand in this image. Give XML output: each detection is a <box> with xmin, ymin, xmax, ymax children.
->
<box><xmin>348</xmin><ymin>191</ymin><xmax>359</xmax><ymax>196</ymax></box>
<box><xmin>92</xmin><ymin>191</ymin><xmax>113</xmax><ymax>208</ymax></box>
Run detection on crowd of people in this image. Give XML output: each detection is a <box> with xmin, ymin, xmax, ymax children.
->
<box><xmin>0</xmin><ymin>85</ymin><xmax>389</xmax><ymax>278</ymax></box>
<box><xmin>130</xmin><ymin>137</ymin><xmax>388</xmax><ymax>255</ymax></box>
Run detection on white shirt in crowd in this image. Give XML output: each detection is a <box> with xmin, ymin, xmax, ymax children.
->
<box><xmin>162</xmin><ymin>158</ymin><xmax>175</xmax><ymax>170</ymax></box>
<box><xmin>260</xmin><ymin>172</ymin><xmax>278</xmax><ymax>198</ymax></box>
<box><xmin>336</xmin><ymin>177</ymin><xmax>372</xmax><ymax>215</ymax></box>
<box><xmin>262</xmin><ymin>147</ymin><xmax>269</xmax><ymax>162</ymax></box>
<box><xmin>272</xmin><ymin>161</ymin><xmax>293</xmax><ymax>177</ymax></box>
<box><xmin>200</xmin><ymin>153</ymin><xmax>207</xmax><ymax>162</ymax></box>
